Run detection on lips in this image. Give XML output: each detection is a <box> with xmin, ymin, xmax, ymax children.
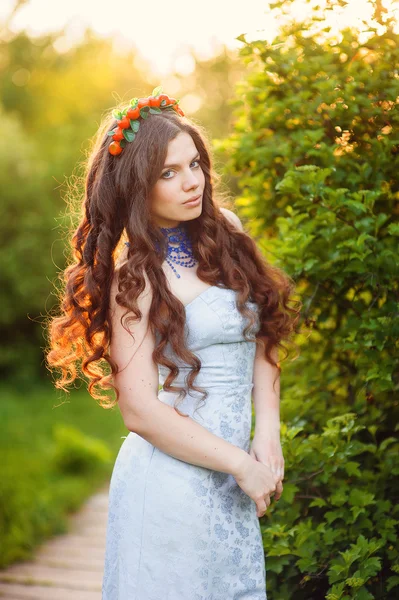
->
<box><xmin>184</xmin><ymin>194</ymin><xmax>202</xmax><ymax>204</ymax></box>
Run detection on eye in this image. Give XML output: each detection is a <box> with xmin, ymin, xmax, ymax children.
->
<box><xmin>161</xmin><ymin>159</ymin><xmax>201</xmax><ymax>180</ymax></box>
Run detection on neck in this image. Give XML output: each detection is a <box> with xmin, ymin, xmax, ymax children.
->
<box><xmin>154</xmin><ymin>217</ymin><xmax>181</xmax><ymax>228</ymax></box>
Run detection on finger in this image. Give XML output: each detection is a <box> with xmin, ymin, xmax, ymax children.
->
<box><xmin>256</xmin><ymin>498</ymin><xmax>267</xmax><ymax>518</ymax></box>
<box><xmin>274</xmin><ymin>479</ymin><xmax>283</xmax><ymax>501</ymax></box>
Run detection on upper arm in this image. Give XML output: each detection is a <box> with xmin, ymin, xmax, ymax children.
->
<box><xmin>252</xmin><ymin>342</ymin><xmax>280</xmax><ymax>391</ymax></box>
<box><xmin>220</xmin><ymin>207</ymin><xmax>244</xmax><ymax>232</ymax></box>
<box><xmin>109</xmin><ymin>268</ymin><xmax>159</xmax><ymax>430</ymax></box>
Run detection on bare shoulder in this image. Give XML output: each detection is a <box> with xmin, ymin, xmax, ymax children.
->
<box><xmin>110</xmin><ymin>242</ymin><xmax>153</xmax><ymax>327</ymax></box>
<box><xmin>220</xmin><ymin>206</ymin><xmax>244</xmax><ymax>232</ymax></box>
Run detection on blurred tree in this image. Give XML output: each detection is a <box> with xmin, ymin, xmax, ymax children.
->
<box><xmin>0</xmin><ymin>26</ymin><xmax>150</xmax><ymax>383</ymax></box>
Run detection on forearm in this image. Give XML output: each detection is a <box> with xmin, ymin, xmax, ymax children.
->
<box><xmin>253</xmin><ymin>389</ymin><xmax>280</xmax><ymax>435</ymax></box>
<box><xmin>128</xmin><ymin>399</ymin><xmax>249</xmax><ymax>476</ymax></box>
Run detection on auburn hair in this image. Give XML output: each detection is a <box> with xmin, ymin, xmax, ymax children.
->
<box><xmin>44</xmin><ymin>104</ymin><xmax>301</xmax><ymax>415</ymax></box>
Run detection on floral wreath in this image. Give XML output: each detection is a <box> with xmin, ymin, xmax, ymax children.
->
<box><xmin>107</xmin><ymin>85</ymin><xmax>184</xmax><ymax>156</ymax></box>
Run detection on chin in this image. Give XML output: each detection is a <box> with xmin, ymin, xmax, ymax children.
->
<box><xmin>183</xmin><ymin>208</ymin><xmax>202</xmax><ymax>221</ymax></box>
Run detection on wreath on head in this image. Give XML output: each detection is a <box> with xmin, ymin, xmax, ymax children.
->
<box><xmin>107</xmin><ymin>85</ymin><xmax>185</xmax><ymax>156</ymax></box>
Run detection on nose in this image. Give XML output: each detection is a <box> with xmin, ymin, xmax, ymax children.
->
<box><xmin>183</xmin><ymin>167</ymin><xmax>200</xmax><ymax>190</ymax></box>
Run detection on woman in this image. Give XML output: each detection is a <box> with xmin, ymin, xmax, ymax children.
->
<box><xmin>46</xmin><ymin>87</ymin><xmax>300</xmax><ymax>599</ymax></box>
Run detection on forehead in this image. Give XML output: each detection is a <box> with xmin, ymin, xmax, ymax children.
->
<box><xmin>165</xmin><ymin>131</ymin><xmax>197</xmax><ymax>161</ymax></box>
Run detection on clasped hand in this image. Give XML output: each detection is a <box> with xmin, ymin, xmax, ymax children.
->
<box><xmin>249</xmin><ymin>429</ymin><xmax>284</xmax><ymax>502</ymax></box>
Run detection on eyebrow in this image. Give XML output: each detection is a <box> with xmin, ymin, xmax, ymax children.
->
<box><xmin>162</xmin><ymin>152</ymin><xmax>200</xmax><ymax>170</ymax></box>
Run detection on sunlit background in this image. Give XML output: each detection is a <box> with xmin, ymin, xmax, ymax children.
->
<box><xmin>2</xmin><ymin>0</ymin><xmax>398</xmax><ymax>79</ymax></box>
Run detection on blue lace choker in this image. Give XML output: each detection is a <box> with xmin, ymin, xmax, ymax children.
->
<box><xmin>124</xmin><ymin>223</ymin><xmax>197</xmax><ymax>279</ymax></box>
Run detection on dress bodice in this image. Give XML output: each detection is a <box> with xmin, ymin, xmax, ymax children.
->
<box><xmin>157</xmin><ymin>285</ymin><xmax>260</xmax><ymax>391</ymax></box>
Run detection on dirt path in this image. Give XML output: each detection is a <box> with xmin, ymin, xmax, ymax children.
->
<box><xmin>0</xmin><ymin>484</ymin><xmax>109</xmax><ymax>599</ymax></box>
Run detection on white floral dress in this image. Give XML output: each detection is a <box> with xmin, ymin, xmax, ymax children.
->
<box><xmin>102</xmin><ymin>285</ymin><xmax>267</xmax><ymax>599</ymax></box>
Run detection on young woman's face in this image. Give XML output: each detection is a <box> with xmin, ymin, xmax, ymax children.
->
<box><xmin>149</xmin><ymin>131</ymin><xmax>205</xmax><ymax>228</ymax></box>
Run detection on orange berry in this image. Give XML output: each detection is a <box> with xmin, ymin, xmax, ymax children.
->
<box><xmin>118</xmin><ymin>117</ymin><xmax>130</xmax><ymax>129</ymax></box>
<box><xmin>148</xmin><ymin>95</ymin><xmax>162</xmax><ymax>107</ymax></box>
<box><xmin>112</xmin><ymin>127</ymin><xmax>124</xmax><ymax>141</ymax></box>
<box><xmin>127</xmin><ymin>106</ymin><xmax>140</xmax><ymax>120</ymax></box>
<box><xmin>137</xmin><ymin>97</ymin><xmax>150</xmax><ymax>108</ymax></box>
<box><xmin>109</xmin><ymin>141</ymin><xmax>123</xmax><ymax>155</ymax></box>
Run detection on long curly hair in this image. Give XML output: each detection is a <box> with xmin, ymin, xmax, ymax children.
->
<box><xmin>45</xmin><ymin>103</ymin><xmax>301</xmax><ymax>416</ymax></box>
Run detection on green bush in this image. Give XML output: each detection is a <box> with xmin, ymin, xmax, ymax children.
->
<box><xmin>262</xmin><ymin>414</ymin><xmax>398</xmax><ymax>599</ymax></box>
<box><xmin>220</xmin><ymin>2</ymin><xmax>399</xmax><ymax>598</ymax></box>
<box><xmin>51</xmin><ymin>424</ymin><xmax>112</xmax><ymax>475</ymax></box>
<box><xmin>0</xmin><ymin>465</ymin><xmax>65</xmax><ymax>567</ymax></box>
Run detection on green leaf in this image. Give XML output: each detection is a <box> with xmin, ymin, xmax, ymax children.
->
<box><xmin>345</xmin><ymin>200</ymin><xmax>368</xmax><ymax>215</ymax></box>
<box><xmin>379</xmin><ymin>437</ymin><xmax>397</xmax><ymax>451</ymax></box>
<box><xmin>119</xmin><ymin>139</ymin><xmax>127</xmax><ymax>148</ymax></box>
<box><xmin>344</xmin><ymin>461</ymin><xmax>361</xmax><ymax>477</ymax></box>
<box><xmin>346</xmin><ymin>576</ymin><xmax>366</xmax><ymax>588</ymax></box>
<box><xmin>387</xmin><ymin>223</ymin><xmax>399</xmax><ymax>236</ymax></box>
<box><xmin>375</xmin><ymin>212</ymin><xmax>389</xmax><ymax>229</ymax></box>
<box><xmin>362</xmin><ymin>556</ymin><xmax>382</xmax><ymax>577</ymax></box>
<box><xmin>387</xmin><ymin>575</ymin><xmax>399</xmax><ymax>591</ymax></box>
<box><xmin>286</xmin><ymin>426</ymin><xmax>304</xmax><ymax>440</ymax></box>
<box><xmin>278</xmin><ymin>482</ymin><xmax>298</xmax><ymax>503</ymax></box>
<box><xmin>112</xmin><ymin>109</ymin><xmax>122</xmax><ymax>120</ymax></box>
<box><xmin>123</xmin><ymin>129</ymin><xmax>135</xmax><ymax>142</ymax></box>
<box><xmin>107</xmin><ymin>130</ymin><xmax>116</xmax><ymax>137</ymax></box>
<box><xmin>325</xmin><ymin>581</ymin><xmax>346</xmax><ymax>599</ymax></box>
<box><xmin>140</xmin><ymin>106</ymin><xmax>150</xmax><ymax>119</ymax></box>
<box><xmin>152</xmin><ymin>85</ymin><xmax>163</xmax><ymax>97</ymax></box>
<box><xmin>304</xmin><ymin>258</ymin><xmax>318</xmax><ymax>271</ymax></box>
<box><xmin>130</xmin><ymin>120</ymin><xmax>140</xmax><ymax>132</ymax></box>
<box><xmin>309</xmin><ymin>497</ymin><xmax>327</xmax><ymax>508</ymax></box>
<box><xmin>149</xmin><ymin>107</ymin><xmax>162</xmax><ymax>114</ymax></box>
<box><xmin>129</xmin><ymin>97</ymin><xmax>138</xmax><ymax>107</ymax></box>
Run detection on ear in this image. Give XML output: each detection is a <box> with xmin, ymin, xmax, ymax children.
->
<box><xmin>220</xmin><ymin>207</ymin><xmax>244</xmax><ymax>232</ymax></box>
